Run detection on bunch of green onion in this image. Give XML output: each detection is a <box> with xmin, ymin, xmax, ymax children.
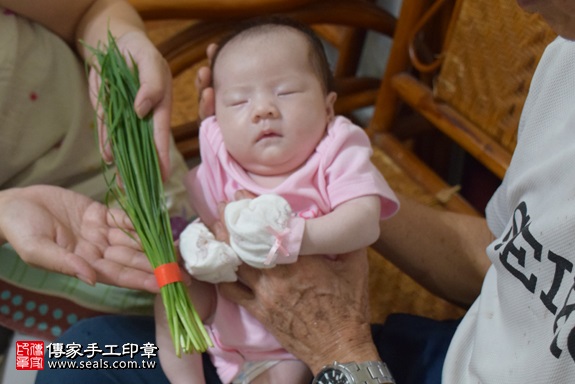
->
<box><xmin>89</xmin><ymin>32</ymin><xmax>212</xmax><ymax>356</ymax></box>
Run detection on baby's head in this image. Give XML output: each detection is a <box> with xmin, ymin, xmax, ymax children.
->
<box><xmin>210</xmin><ymin>16</ymin><xmax>338</xmax><ymax>178</ymax></box>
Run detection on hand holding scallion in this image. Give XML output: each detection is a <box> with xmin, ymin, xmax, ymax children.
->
<box><xmin>87</xmin><ymin>32</ymin><xmax>212</xmax><ymax>355</ymax></box>
<box><xmin>88</xmin><ymin>30</ymin><xmax>173</xmax><ymax>181</ymax></box>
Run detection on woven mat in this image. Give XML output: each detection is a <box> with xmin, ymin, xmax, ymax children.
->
<box><xmin>434</xmin><ymin>0</ymin><xmax>555</xmax><ymax>153</ymax></box>
<box><xmin>369</xmin><ymin>149</ymin><xmax>465</xmax><ymax>323</ymax></box>
<box><xmin>146</xmin><ymin>20</ymin><xmax>465</xmax><ymax>324</ymax></box>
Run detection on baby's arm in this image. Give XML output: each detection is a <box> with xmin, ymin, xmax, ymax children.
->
<box><xmin>154</xmin><ymin>278</ymin><xmax>216</xmax><ymax>384</ymax></box>
<box><xmin>155</xmin><ymin>296</ymin><xmax>204</xmax><ymax>384</ymax></box>
<box><xmin>300</xmin><ymin>195</ymin><xmax>381</xmax><ymax>255</ymax></box>
<box><xmin>224</xmin><ymin>194</ymin><xmax>382</xmax><ymax>268</ymax></box>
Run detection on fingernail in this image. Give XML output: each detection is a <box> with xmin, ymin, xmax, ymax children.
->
<box><xmin>147</xmin><ymin>278</ymin><xmax>160</xmax><ymax>293</ymax></box>
<box><xmin>136</xmin><ymin>99</ymin><xmax>152</xmax><ymax>118</ymax></box>
<box><xmin>213</xmin><ymin>222</ymin><xmax>223</xmax><ymax>233</ymax></box>
<box><xmin>76</xmin><ymin>274</ymin><xmax>95</xmax><ymax>286</ymax></box>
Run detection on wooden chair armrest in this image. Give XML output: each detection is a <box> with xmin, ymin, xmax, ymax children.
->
<box><xmin>391</xmin><ymin>73</ymin><xmax>512</xmax><ymax>179</ymax></box>
<box><xmin>130</xmin><ymin>0</ymin><xmax>395</xmax><ymax>36</ymax></box>
<box><xmin>372</xmin><ymin>133</ymin><xmax>479</xmax><ymax>216</ymax></box>
<box><xmin>129</xmin><ymin>0</ymin><xmax>315</xmax><ymax>20</ymax></box>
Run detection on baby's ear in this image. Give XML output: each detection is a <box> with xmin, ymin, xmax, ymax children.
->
<box><xmin>325</xmin><ymin>91</ymin><xmax>337</xmax><ymax>120</ymax></box>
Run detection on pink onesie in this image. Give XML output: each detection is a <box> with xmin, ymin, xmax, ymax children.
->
<box><xmin>185</xmin><ymin>115</ymin><xmax>399</xmax><ymax>382</ymax></box>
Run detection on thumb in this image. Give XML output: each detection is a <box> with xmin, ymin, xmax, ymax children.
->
<box><xmin>212</xmin><ymin>220</ymin><xmax>229</xmax><ymax>244</ymax></box>
<box><xmin>219</xmin><ymin>281</ymin><xmax>254</xmax><ymax>306</ymax></box>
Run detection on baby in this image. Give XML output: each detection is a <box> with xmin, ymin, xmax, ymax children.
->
<box><xmin>155</xmin><ymin>16</ymin><xmax>399</xmax><ymax>384</ymax></box>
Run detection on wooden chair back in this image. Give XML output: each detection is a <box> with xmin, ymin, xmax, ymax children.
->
<box><xmin>129</xmin><ymin>0</ymin><xmax>400</xmax><ymax>159</ymax></box>
<box><xmin>369</xmin><ymin>0</ymin><xmax>555</xmax><ymax>214</ymax></box>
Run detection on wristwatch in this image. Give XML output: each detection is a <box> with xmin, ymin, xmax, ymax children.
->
<box><xmin>312</xmin><ymin>361</ymin><xmax>396</xmax><ymax>384</ymax></box>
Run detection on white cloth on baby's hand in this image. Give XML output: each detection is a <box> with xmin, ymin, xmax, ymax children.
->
<box><xmin>224</xmin><ymin>194</ymin><xmax>305</xmax><ymax>268</ymax></box>
<box><xmin>179</xmin><ymin>220</ymin><xmax>241</xmax><ymax>283</ymax></box>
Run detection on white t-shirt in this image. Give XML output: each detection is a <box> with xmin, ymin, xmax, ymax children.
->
<box><xmin>443</xmin><ymin>36</ymin><xmax>575</xmax><ymax>383</ymax></box>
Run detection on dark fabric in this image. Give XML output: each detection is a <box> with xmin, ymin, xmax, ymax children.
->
<box><xmin>36</xmin><ymin>313</ymin><xmax>460</xmax><ymax>384</ymax></box>
<box><xmin>35</xmin><ymin>315</ymin><xmax>222</xmax><ymax>384</ymax></box>
<box><xmin>372</xmin><ymin>313</ymin><xmax>461</xmax><ymax>384</ymax></box>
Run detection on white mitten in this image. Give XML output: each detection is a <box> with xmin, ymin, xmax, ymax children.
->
<box><xmin>179</xmin><ymin>220</ymin><xmax>241</xmax><ymax>283</ymax></box>
<box><xmin>224</xmin><ymin>194</ymin><xmax>305</xmax><ymax>268</ymax></box>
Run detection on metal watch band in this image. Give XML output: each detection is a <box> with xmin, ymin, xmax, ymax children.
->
<box><xmin>343</xmin><ymin>361</ymin><xmax>396</xmax><ymax>384</ymax></box>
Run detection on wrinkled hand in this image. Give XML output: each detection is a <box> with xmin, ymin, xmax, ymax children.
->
<box><xmin>196</xmin><ymin>43</ymin><xmax>217</xmax><ymax>120</ymax></box>
<box><xmin>219</xmin><ymin>250</ymin><xmax>379</xmax><ymax>374</ymax></box>
<box><xmin>0</xmin><ymin>186</ymin><xmax>158</xmax><ymax>293</ymax></box>
<box><xmin>89</xmin><ymin>30</ymin><xmax>173</xmax><ymax>180</ymax></box>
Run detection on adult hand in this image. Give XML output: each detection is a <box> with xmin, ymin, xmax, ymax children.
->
<box><xmin>0</xmin><ymin>185</ymin><xmax>159</xmax><ymax>293</ymax></box>
<box><xmin>219</xmin><ymin>249</ymin><xmax>380</xmax><ymax>375</ymax></box>
<box><xmin>196</xmin><ymin>43</ymin><xmax>217</xmax><ymax>120</ymax></box>
<box><xmin>90</xmin><ymin>30</ymin><xmax>173</xmax><ymax>181</ymax></box>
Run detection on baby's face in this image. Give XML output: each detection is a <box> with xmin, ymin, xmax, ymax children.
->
<box><xmin>213</xmin><ymin>28</ymin><xmax>336</xmax><ymax>177</ymax></box>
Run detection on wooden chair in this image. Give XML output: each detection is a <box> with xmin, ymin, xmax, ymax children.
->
<box><xmin>367</xmin><ymin>0</ymin><xmax>556</xmax><ymax>215</ymax></box>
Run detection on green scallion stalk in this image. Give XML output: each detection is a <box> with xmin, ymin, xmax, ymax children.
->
<box><xmin>88</xmin><ymin>31</ymin><xmax>212</xmax><ymax>356</ymax></box>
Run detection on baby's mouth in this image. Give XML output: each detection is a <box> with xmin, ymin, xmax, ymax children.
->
<box><xmin>257</xmin><ymin>130</ymin><xmax>281</xmax><ymax>141</ymax></box>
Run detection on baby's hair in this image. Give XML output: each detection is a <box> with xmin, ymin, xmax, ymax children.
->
<box><xmin>211</xmin><ymin>15</ymin><xmax>335</xmax><ymax>93</ymax></box>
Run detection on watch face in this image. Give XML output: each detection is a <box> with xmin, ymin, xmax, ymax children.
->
<box><xmin>315</xmin><ymin>368</ymin><xmax>351</xmax><ymax>384</ymax></box>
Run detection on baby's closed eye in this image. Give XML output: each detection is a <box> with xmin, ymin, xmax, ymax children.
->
<box><xmin>225</xmin><ymin>98</ymin><xmax>249</xmax><ymax>107</ymax></box>
<box><xmin>277</xmin><ymin>89</ymin><xmax>302</xmax><ymax>97</ymax></box>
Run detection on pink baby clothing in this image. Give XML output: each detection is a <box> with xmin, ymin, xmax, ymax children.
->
<box><xmin>182</xmin><ymin>115</ymin><xmax>399</xmax><ymax>382</ymax></box>
<box><xmin>206</xmin><ymin>286</ymin><xmax>296</xmax><ymax>383</ymax></box>
<box><xmin>186</xmin><ymin>115</ymin><xmax>398</xmax><ymax>225</ymax></box>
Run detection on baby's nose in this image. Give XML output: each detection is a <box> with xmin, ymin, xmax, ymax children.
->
<box><xmin>252</xmin><ymin>100</ymin><xmax>279</xmax><ymax>122</ymax></box>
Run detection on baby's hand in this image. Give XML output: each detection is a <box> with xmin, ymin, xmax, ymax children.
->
<box><xmin>224</xmin><ymin>195</ymin><xmax>305</xmax><ymax>268</ymax></box>
<box><xmin>179</xmin><ymin>220</ymin><xmax>240</xmax><ymax>283</ymax></box>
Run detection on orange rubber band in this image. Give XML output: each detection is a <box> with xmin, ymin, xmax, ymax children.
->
<box><xmin>154</xmin><ymin>262</ymin><xmax>182</xmax><ymax>288</ymax></box>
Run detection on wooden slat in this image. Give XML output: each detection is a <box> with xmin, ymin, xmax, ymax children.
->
<box><xmin>372</xmin><ymin>133</ymin><xmax>480</xmax><ymax>216</ymax></box>
<box><xmin>367</xmin><ymin>0</ymin><xmax>434</xmax><ymax>136</ymax></box>
<box><xmin>130</xmin><ymin>0</ymin><xmax>315</xmax><ymax>20</ymax></box>
<box><xmin>391</xmin><ymin>73</ymin><xmax>511</xmax><ymax>179</ymax></box>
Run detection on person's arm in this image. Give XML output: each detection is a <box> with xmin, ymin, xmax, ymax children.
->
<box><xmin>0</xmin><ymin>0</ymin><xmax>173</xmax><ymax>178</ymax></box>
<box><xmin>0</xmin><ymin>0</ymin><xmax>97</xmax><ymax>45</ymax></box>
<box><xmin>374</xmin><ymin>194</ymin><xmax>493</xmax><ymax>307</ymax></box>
<box><xmin>0</xmin><ymin>185</ymin><xmax>159</xmax><ymax>293</ymax></box>
<box><xmin>0</xmin><ymin>0</ymin><xmax>143</xmax><ymax>53</ymax></box>
<box><xmin>300</xmin><ymin>195</ymin><xmax>381</xmax><ymax>255</ymax></box>
<box><xmin>76</xmin><ymin>0</ymin><xmax>173</xmax><ymax>178</ymax></box>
